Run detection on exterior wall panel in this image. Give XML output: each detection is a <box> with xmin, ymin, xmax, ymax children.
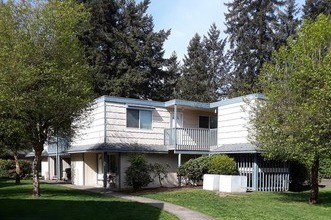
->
<box><xmin>84</xmin><ymin>153</ymin><xmax>97</xmax><ymax>186</ymax></box>
<box><xmin>217</xmin><ymin>101</ymin><xmax>253</xmax><ymax>145</ymax></box>
<box><xmin>71</xmin><ymin>102</ymin><xmax>105</xmax><ymax>147</ymax></box>
<box><xmin>106</xmin><ymin>103</ymin><xmax>170</xmax><ymax>146</ymax></box>
<box><xmin>71</xmin><ymin>154</ymin><xmax>84</xmax><ymax>186</ymax></box>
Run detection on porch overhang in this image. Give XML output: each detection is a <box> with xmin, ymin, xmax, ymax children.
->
<box><xmin>66</xmin><ymin>143</ymin><xmax>169</xmax><ymax>154</ymax></box>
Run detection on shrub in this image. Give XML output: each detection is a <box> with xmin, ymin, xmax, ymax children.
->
<box><xmin>177</xmin><ymin>155</ymin><xmax>238</xmax><ymax>185</ymax></box>
<box><xmin>0</xmin><ymin>159</ymin><xmax>12</xmax><ymax>178</ymax></box>
<box><xmin>177</xmin><ymin>156</ymin><xmax>211</xmax><ymax>185</ymax></box>
<box><xmin>209</xmin><ymin>155</ymin><xmax>237</xmax><ymax>175</ymax></box>
<box><xmin>125</xmin><ymin>153</ymin><xmax>153</xmax><ymax>190</ymax></box>
<box><xmin>151</xmin><ymin>162</ymin><xmax>170</xmax><ymax>187</ymax></box>
<box><xmin>0</xmin><ymin>159</ymin><xmax>32</xmax><ymax>179</ymax></box>
<box><xmin>289</xmin><ymin>161</ymin><xmax>310</xmax><ymax>192</ymax></box>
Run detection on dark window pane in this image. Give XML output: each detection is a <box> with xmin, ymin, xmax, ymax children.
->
<box><xmin>210</xmin><ymin>116</ymin><xmax>217</xmax><ymax>129</ymax></box>
<box><xmin>140</xmin><ymin>110</ymin><xmax>152</xmax><ymax>129</ymax></box>
<box><xmin>127</xmin><ymin>109</ymin><xmax>139</xmax><ymax>128</ymax></box>
<box><xmin>108</xmin><ymin>154</ymin><xmax>117</xmax><ymax>173</ymax></box>
<box><xmin>199</xmin><ymin>116</ymin><xmax>209</xmax><ymax>128</ymax></box>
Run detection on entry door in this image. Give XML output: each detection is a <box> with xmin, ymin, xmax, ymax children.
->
<box><xmin>170</xmin><ymin>112</ymin><xmax>183</xmax><ymax>128</ymax></box>
<box><xmin>170</xmin><ymin>112</ymin><xmax>183</xmax><ymax>145</ymax></box>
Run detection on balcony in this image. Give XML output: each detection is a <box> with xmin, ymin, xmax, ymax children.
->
<box><xmin>164</xmin><ymin>128</ymin><xmax>217</xmax><ymax>151</ymax></box>
<box><xmin>47</xmin><ymin>137</ymin><xmax>70</xmax><ymax>155</ymax></box>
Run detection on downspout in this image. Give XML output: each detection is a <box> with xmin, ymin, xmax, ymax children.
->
<box><xmin>104</xmin><ymin>99</ymin><xmax>107</xmax><ymax>143</ymax></box>
<box><xmin>82</xmin><ymin>153</ymin><xmax>85</xmax><ymax>186</ymax></box>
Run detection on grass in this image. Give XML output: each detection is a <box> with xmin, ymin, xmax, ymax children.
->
<box><xmin>0</xmin><ymin>179</ymin><xmax>178</xmax><ymax>220</ymax></box>
<box><xmin>139</xmin><ymin>187</ymin><xmax>331</xmax><ymax>220</ymax></box>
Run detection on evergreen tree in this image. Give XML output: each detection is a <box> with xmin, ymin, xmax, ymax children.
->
<box><xmin>275</xmin><ymin>0</ymin><xmax>300</xmax><ymax>48</ymax></box>
<box><xmin>303</xmin><ymin>0</ymin><xmax>331</xmax><ymax>20</ymax></box>
<box><xmin>224</xmin><ymin>0</ymin><xmax>284</xmax><ymax>97</ymax></box>
<box><xmin>177</xmin><ymin>34</ymin><xmax>210</xmax><ymax>102</ymax></box>
<box><xmin>80</xmin><ymin>0</ymin><xmax>171</xmax><ymax>100</ymax></box>
<box><xmin>203</xmin><ymin>23</ymin><xmax>229</xmax><ymax>99</ymax></box>
<box><xmin>153</xmin><ymin>52</ymin><xmax>180</xmax><ymax>100</ymax></box>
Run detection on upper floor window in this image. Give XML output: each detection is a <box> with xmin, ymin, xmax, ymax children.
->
<box><xmin>126</xmin><ymin>108</ymin><xmax>152</xmax><ymax>129</ymax></box>
<box><xmin>199</xmin><ymin>116</ymin><xmax>217</xmax><ymax>129</ymax></box>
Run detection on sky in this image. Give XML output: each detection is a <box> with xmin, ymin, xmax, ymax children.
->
<box><xmin>140</xmin><ymin>0</ymin><xmax>307</xmax><ymax>61</ymax></box>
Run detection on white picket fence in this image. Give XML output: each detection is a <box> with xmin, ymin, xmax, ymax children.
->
<box><xmin>235</xmin><ymin>154</ymin><xmax>290</xmax><ymax>192</ymax></box>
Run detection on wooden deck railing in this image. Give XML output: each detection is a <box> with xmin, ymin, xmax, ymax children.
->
<box><xmin>164</xmin><ymin>128</ymin><xmax>217</xmax><ymax>151</ymax></box>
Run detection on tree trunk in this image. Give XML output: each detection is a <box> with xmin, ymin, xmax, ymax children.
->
<box><xmin>309</xmin><ymin>157</ymin><xmax>319</xmax><ymax>204</ymax></box>
<box><xmin>32</xmin><ymin>149</ymin><xmax>42</xmax><ymax>197</ymax></box>
<box><xmin>13</xmin><ymin>151</ymin><xmax>21</xmax><ymax>184</ymax></box>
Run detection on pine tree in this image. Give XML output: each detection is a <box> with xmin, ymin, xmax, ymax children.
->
<box><xmin>203</xmin><ymin>23</ymin><xmax>229</xmax><ymax>99</ymax></box>
<box><xmin>224</xmin><ymin>0</ymin><xmax>284</xmax><ymax>97</ymax></box>
<box><xmin>80</xmin><ymin>0</ymin><xmax>171</xmax><ymax>100</ymax></box>
<box><xmin>303</xmin><ymin>0</ymin><xmax>331</xmax><ymax>20</ymax></box>
<box><xmin>275</xmin><ymin>0</ymin><xmax>300</xmax><ymax>48</ymax></box>
<box><xmin>150</xmin><ymin>52</ymin><xmax>180</xmax><ymax>101</ymax></box>
<box><xmin>177</xmin><ymin>34</ymin><xmax>211</xmax><ymax>102</ymax></box>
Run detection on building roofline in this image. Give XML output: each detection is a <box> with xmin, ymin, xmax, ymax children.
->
<box><xmin>94</xmin><ymin>93</ymin><xmax>265</xmax><ymax>109</ymax></box>
<box><xmin>210</xmin><ymin>93</ymin><xmax>265</xmax><ymax>108</ymax></box>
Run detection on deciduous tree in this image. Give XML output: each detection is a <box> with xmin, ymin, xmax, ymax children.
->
<box><xmin>255</xmin><ymin>15</ymin><xmax>331</xmax><ymax>204</ymax></box>
<box><xmin>0</xmin><ymin>0</ymin><xmax>93</xmax><ymax>196</ymax></box>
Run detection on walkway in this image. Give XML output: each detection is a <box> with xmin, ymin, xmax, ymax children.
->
<box><xmin>64</xmin><ymin>184</ymin><xmax>214</xmax><ymax>220</ymax></box>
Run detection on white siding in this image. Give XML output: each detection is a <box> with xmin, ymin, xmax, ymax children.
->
<box><xmin>217</xmin><ymin>101</ymin><xmax>253</xmax><ymax>145</ymax></box>
<box><xmin>71</xmin><ymin>101</ymin><xmax>105</xmax><ymax>147</ymax></box>
<box><xmin>106</xmin><ymin>103</ymin><xmax>170</xmax><ymax>145</ymax></box>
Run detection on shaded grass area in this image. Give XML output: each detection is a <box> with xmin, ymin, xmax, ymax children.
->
<box><xmin>0</xmin><ymin>179</ymin><xmax>178</xmax><ymax>220</ymax></box>
<box><xmin>140</xmin><ymin>187</ymin><xmax>331</xmax><ymax>220</ymax></box>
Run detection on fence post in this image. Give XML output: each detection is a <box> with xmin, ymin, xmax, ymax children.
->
<box><xmin>252</xmin><ymin>154</ymin><xmax>259</xmax><ymax>191</ymax></box>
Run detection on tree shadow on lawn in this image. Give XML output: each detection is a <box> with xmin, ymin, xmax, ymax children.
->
<box><xmin>0</xmin><ymin>198</ymin><xmax>165</xmax><ymax>220</ymax></box>
<box><xmin>0</xmin><ymin>181</ymin><xmax>166</xmax><ymax>220</ymax></box>
<box><xmin>0</xmin><ymin>179</ymin><xmax>31</xmax><ymax>189</ymax></box>
<box><xmin>0</xmin><ymin>181</ymin><xmax>107</xmax><ymax>199</ymax></box>
<box><xmin>276</xmin><ymin>189</ymin><xmax>331</xmax><ymax>207</ymax></box>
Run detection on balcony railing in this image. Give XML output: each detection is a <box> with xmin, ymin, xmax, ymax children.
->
<box><xmin>47</xmin><ymin>137</ymin><xmax>69</xmax><ymax>154</ymax></box>
<box><xmin>164</xmin><ymin>128</ymin><xmax>217</xmax><ymax>151</ymax></box>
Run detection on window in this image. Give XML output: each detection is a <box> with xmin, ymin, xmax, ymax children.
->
<box><xmin>126</xmin><ymin>109</ymin><xmax>152</xmax><ymax>129</ymax></box>
<box><xmin>199</xmin><ymin>116</ymin><xmax>217</xmax><ymax>129</ymax></box>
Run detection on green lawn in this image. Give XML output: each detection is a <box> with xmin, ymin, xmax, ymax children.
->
<box><xmin>139</xmin><ymin>187</ymin><xmax>331</xmax><ymax>220</ymax></box>
<box><xmin>0</xmin><ymin>179</ymin><xmax>177</xmax><ymax>220</ymax></box>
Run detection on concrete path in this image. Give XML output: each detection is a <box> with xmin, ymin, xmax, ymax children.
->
<box><xmin>64</xmin><ymin>184</ymin><xmax>214</xmax><ymax>220</ymax></box>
